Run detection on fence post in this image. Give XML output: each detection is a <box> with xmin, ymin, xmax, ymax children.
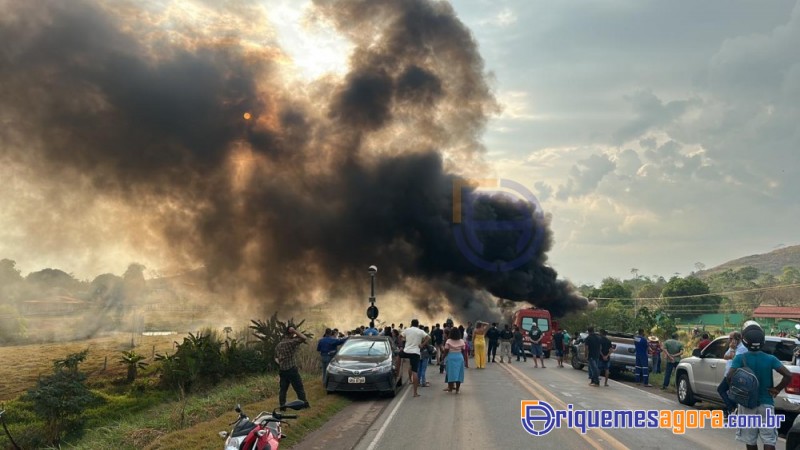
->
<box><xmin>103</xmin><ymin>356</ymin><xmax>107</xmax><ymax>371</ymax></box>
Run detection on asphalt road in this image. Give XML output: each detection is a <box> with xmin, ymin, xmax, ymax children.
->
<box><xmin>296</xmin><ymin>359</ymin><xmax>789</xmax><ymax>450</ymax></box>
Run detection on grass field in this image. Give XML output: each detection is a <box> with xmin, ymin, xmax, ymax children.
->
<box><xmin>0</xmin><ymin>332</ymin><xmax>184</xmax><ymax>400</ymax></box>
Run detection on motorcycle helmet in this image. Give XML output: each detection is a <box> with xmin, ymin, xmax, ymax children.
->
<box><xmin>742</xmin><ymin>322</ymin><xmax>765</xmax><ymax>351</ymax></box>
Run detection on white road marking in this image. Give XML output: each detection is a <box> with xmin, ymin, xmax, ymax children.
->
<box><xmin>562</xmin><ymin>392</ymin><xmax>573</xmax><ymax>397</ymax></box>
<box><xmin>364</xmin><ymin>385</ymin><xmax>411</xmax><ymax>450</ymax></box>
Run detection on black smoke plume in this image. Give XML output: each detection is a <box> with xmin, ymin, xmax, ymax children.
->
<box><xmin>0</xmin><ymin>0</ymin><xmax>588</xmax><ymax>321</ymax></box>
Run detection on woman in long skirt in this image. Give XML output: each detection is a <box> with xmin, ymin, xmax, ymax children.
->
<box><xmin>473</xmin><ymin>321</ymin><xmax>488</xmax><ymax>369</ymax></box>
<box><xmin>444</xmin><ymin>327</ymin><xmax>466</xmax><ymax>393</ymax></box>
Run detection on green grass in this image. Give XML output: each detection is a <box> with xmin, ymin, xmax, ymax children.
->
<box><xmin>50</xmin><ymin>372</ymin><xmax>349</xmax><ymax>450</ymax></box>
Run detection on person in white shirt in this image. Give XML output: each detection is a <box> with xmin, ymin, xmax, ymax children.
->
<box><xmin>718</xmin><ymin>331</ymin><xmax>748</xmax><ymax>415</ymax></box>
<box><xmin>399</xmin><ymin>319</ymin><xmax>430</xmax><ymax>398</ymax></box>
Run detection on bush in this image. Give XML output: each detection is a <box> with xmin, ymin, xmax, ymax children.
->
<box><xmin>155</xmin><ymin>331</ymin><xmax>224</xmax><ymax>392</ymax></box>
<box><xmin>249</xmin><ymin>313</ymin><xmax>314</xmax><ymax>372</ymax></box>
<box><xmin>22</xmin><ymin>350</ymin><xmax>97</xmax><ymax>446</ymax></box>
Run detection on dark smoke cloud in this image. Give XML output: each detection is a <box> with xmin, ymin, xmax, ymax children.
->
<box><xmin>0</xmin><ymin>0</ymin><xmax>587</xmax><ymax>322</ymax></box>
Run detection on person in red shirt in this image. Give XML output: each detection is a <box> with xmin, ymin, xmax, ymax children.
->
<box><xmin>697</xmin><ymin>332</ymin><xmax>712</xmax><ymax>350</ymax></box>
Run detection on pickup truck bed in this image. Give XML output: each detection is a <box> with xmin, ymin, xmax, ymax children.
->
<box><xmin>571</xmin><ymin>331</ymin><xmax>653</xmax><ymax>375</ymax></box>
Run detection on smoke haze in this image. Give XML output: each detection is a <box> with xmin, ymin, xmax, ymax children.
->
<box><xmin>0</xmin><ymin>0</ymin><xmax>588</xmax><ymax>322</ymax></box>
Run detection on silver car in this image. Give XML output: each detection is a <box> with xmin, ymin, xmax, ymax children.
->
<box><xmin>675</xmin><ymin>335</ymin><xmax>800</xmax><ymax>413</ymax></box>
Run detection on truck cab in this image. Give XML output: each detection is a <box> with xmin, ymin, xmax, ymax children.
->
<box><xmin>511</xmin><ymin>308</ymin><xmax>556</xmax><ymax>358</ymax></box>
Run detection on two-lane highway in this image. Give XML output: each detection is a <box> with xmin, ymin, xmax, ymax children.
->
<box><xmin>321</xmin><ymin>360</ymin><xmax>789</xmax><ymax>450</ymax></box>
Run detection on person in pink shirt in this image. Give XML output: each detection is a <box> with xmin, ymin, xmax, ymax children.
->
<box><xmin>443</xmin><ymin>328</ymin><xmax>466</xmax><ymax>393</ymax></box>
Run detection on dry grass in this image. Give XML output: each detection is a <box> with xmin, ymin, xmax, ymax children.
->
<box><xmin>0</xmin><ymin>332</ymin><xmax>182</xmax><ymax>400</ymax></box>
<box><xmin>142</xmin><ymin>381</ymin><xmax>349</xmax><ymax>450</ymax></box>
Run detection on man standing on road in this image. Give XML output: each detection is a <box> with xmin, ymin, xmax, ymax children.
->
<box><xmin>661</xmin><ymin>333</ymin><xmax>684</xmax><ymax>390</ymax></box>
<box><xmin>513</xmin><ymin>325</ymin><xmax>527</xmax><ymax>362</ymax></box>
<box><xmin>728</xmin><ymin>322</ymin><xmax>791</xmax><ymax>450</ymax></box>
<box><xmin>634</xmin><ymin>328</ymin><xmax>653</xmax><ymax>387</ymax></box>
<box><xmin>399</xmin><ymin>319</ymin><xmax>430</xmax><ymax>398</ymax></box>
<box><xmin>316</xmin><ymin>328</ymin><xmax>348</xmax><ymax>384</ymax></box>
<box><xmin>276</xmin><ymin>326</ymin><xmax>311</xmax><ymax>410</ymax></box>
<box><xmin>486</xmin><ymin>323</ymin><xmax>500</xmax><ymax>363</ymax></box>
<box><xmin>553</xmin><ymin>328</ymin><xmax>565</xmax><ymax>368</ymax></box>
<box><xmin>499</xmin><ymin>324</ymin><xmax>513</xmax><ymax>363</ymax></box>
<box><xmin>584</xmin><ymin>326</ymin><xmax>601</xmax><ymax>386</ymax></box>
<box><xmin>599</xmin><ymin>329</ymin><xmax>613</xmax><ymax>386</ymax></box>
<box><xmin>529</xmin><ymin>322</ymin><xmax>546</xmax><ymax>368</ymax></box>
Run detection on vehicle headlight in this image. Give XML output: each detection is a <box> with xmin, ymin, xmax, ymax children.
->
<box><xmin>225</xmin><ymin>436</ymin><xmax>244</xmax><ymax>450</ymax></box>
<box><xmin>327</xmin><ymin>363</ymin><xmax>346</xmax><ymax>374</ymax></box>
<box><xmin>373</xmin><ymin>361</ymin><xmax>393</xmax><ymax>373</ymax></box>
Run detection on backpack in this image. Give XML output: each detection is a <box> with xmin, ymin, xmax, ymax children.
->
<box><xmin>727</xmin><ymin>353</ymin><xmax>760</xmax><ymax>409</ymax></box>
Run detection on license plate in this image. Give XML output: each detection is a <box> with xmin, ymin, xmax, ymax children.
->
<box><xmin>348</xmin><ymin>376</ymin><xmax>366</xmax><ymax>384</ymax></box>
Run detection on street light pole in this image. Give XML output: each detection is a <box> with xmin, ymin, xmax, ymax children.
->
<box><xmin>367</xmin><ymin>265</ymin><xmax>378</xmax><ymax>329</ymax></box>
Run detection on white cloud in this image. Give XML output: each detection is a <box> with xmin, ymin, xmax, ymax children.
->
<box><xmin>480</xmin><ymin>7</ymin><xmax>518</xmax><ymax>28</ymax></box>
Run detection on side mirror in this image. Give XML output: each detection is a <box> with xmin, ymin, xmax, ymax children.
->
<box><xmin>235</xmin><ymin>404</ymin><xmax>242</xmax><ymax>413</ymax></box>
<box><xmin>219</xmin><ymin>431</ymin><xmax>228</xmax><ymax>439</ymax></box>
<box><xmin>692</xmin><ymin>348</ymin><xmax>702</xmax><ymax>358</ymax></box>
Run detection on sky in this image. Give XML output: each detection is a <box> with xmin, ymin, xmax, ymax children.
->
<box><xmin>1</xmin><ymin>0</ymin><xmax>798</xmax><ymax>291</ymax></box>
<box><xmin>450</xmin><ymin>0</ymin><xmax>800</xmax><ymax>284</ymax></box>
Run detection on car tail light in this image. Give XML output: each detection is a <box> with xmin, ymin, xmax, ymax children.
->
<box><xmin>786</xmin><ymin>374</ymin><xmax>800</xmax><ymax>395</ymax></box>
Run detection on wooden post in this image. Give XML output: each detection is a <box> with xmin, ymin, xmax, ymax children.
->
<box><xmin>103</xmin><ymin>356</ymin><xmax>107</xmax><ymax>371</ymax></box>
<box><xmin>152</xmin><ymin>345</ymin><xmax>155</xmax><ymax>358</ymax></box>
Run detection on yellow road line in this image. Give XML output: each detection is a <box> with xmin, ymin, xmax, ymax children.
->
<box><xmin>500</xmin><ymin>363</ymin><xmax>629</xmax><ymax>450</ymax></box>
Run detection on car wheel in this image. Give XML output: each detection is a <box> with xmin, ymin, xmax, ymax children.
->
<box><xmin>571</xmin><ymin>353</ymin><xmax>584</xmax><ymax>370</ymax></box>
<box><xmin>677</xmin><ymin>373</ymin><xmax>696</xmax><ymax>406</ymax></box>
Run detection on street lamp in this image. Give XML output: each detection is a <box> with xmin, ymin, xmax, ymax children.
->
<box><xmin>367</xmin><ymin>265</ymin><xmax>378</xmax><ymax>329</ymax></box>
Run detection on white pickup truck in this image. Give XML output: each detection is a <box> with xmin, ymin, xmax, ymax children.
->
<box><xmin>675</xmin><ymin>335</ymin><xmax>800</xmax><ymax>414</ymax></box>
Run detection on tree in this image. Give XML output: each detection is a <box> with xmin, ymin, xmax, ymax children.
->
<box><xmin>119</xmin><ymin>350</ymin><xmax>148</xmax><ymax>383</ymax></box>
<box><xmin>0</xmin><ymin>259</ymin><xmax>23</xmax><ymax>285</ymax></box>
<box><xmin>694</xmin><ymin>262</ymin><xmax>706</xmax><ymax>272</ymax></box>
<box><xmin>590</xmin><ymin>278</ymin><xmax>633</xmax><ymax>307</ymax></box>
<box><xmin>24</xmin><ymin>350</ymin><xmax>95</xmax><ymax>446</ymax></box>
<box><xmin>661</xmin><ymin>276</ymin><xmax>722</xmax><ymax>318</ymax></box>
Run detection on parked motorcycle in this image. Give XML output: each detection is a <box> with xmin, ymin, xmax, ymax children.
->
<box><xmin>219</xmin><ymin>399</ymin><xmax>305</xmax><ymax>450</ymax></box>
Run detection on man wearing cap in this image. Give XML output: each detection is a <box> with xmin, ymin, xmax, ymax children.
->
<box><xmin>728</xmin><ymin>322</ymin><xmax>791</xmax><ymax>450</ymax></box>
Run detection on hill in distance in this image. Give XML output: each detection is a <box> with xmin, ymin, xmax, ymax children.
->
<box><xmin>696</xmin><ymin>244</ymin><xmax>800</xmax><ymax>279</ymax></box>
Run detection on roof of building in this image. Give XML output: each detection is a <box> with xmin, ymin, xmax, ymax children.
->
<box><xmin>752</xmin><ymin>306</ymin><xmax>800</xmax><ymax>319</ymax></box>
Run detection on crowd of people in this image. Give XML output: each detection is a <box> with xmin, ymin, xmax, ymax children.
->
<box><xmin>309</xmin><ymin>318</ymin><xmax>579</xmax><ymax>400</ymax></box>
<box><xmin>274</xmin><ymin>316</ymin><xmax>792</xmax><ymax>450</ymax></box>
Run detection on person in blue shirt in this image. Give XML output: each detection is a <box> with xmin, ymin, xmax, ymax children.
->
<box><xmin>634</xmin><ymin>328</ymin><xmax>653</xmax><ymax>387</ymax></box>
<box><xmin>317</xmin><ymin>328</ymin><xmax>348</xmax><ymax>384</ymax></box>
<box><xmin>728</xmin><ymin>322</ymin><xmax>791</xmax><ymax>450</ymax></box>
<box><xmin>363</xmin><ymin>326</ymin><xmax>379</xmax><ymax>336</ymax></box>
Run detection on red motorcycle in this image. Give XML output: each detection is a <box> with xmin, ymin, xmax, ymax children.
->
<box><xmin>219</xmin><ymin>400</ymin><xmax>305</xmax><ymax>450</ymax></box>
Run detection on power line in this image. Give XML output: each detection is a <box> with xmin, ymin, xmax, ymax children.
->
<box><xmin>590</xmin><ymin>283</ymin><xmax>800</xmax><ymax>301</ymax></box>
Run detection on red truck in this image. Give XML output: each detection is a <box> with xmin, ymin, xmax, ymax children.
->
<box><xmin>510</xmin><ymin>307</ymin><xmax>558</xmax><ymax>358</ymax></box>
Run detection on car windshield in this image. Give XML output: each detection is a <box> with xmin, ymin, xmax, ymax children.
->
<box><xmin>521</xmin><ymin>317</ymin><xmax>549</xmax><ymax>332</ymax></box>
<box><xmin>763</xmin><ymin>340</ymin><xmax>797</xmax><ymax>362</ymax></box>
<box><xmin>338</xmin><ymin>340</ymin><xmax>390</xmax><ymax>357</ymax></box>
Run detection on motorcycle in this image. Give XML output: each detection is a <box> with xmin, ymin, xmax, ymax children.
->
<box><xmin>219</xmin><ymin>399</ymin><xmax>306</xmax><ymax>450</ymax></box>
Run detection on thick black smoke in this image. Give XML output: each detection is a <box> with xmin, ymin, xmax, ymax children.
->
<box><xmin>0</xmin><ymin>0</ymin><xmax>588</xmax><ymax>321</ymax></box>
